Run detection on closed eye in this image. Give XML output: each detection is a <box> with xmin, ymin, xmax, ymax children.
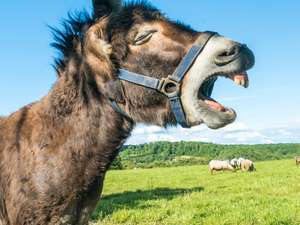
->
<box><xmin>132</xmin><ymin>30</ymin><xmax>157</xmax><ymax>45</ymax></box>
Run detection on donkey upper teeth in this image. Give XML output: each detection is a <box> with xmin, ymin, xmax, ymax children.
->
<box><xmin>233</xmin><ymin>77</ymin><xmax>248</xmax><ymax>88</ymax></box>
<box><xmin>241</xmin><ymin>78</ymin><xmax>245</xmax><ymax>87</ymax></box>
<box><xmin>234</xmin><ymin>77</ymin><xmax>241</xmax><ymax>85</ymax></box>
<box><xmin>227</xmin><ymin>71</ymin><xmax>249</xmax><ymax>88</ymax></box>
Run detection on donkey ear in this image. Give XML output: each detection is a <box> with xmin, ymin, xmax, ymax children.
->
<box><xmin>83</xmin><ymin>20</ymin><xmax>124</xmax><ymax>103</ymax></box>
<box><xmin>93</xmin><ymin>0</ymin><xmax>122</xmax><ymax>18</ymax></box>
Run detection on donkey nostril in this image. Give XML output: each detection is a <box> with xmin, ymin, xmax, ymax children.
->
<box><xmin>214</xmin><ymin>44</ymin><xmax>243</xmax><ymax>66</ymax></box>
<box><xmin>217</xmin><ymin>45</ymin><xmax>239</xmax><ymax>57</ymax></box>
<box><xmin>219</xmin><ymin>51</ymin><xmax>229</xmax><ymax>57</ymax></box>
<box><xmin>228</xmin><ymin>45</ymin><xmax>239</xmax><ymax>55</ymax></box>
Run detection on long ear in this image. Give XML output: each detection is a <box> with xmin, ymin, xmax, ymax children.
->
<box><xmin>83</xmin><ymin>19</ymin><xmax>124</xmax><ymax>103</ymax></box>
<box><xmin>93</xmin><ymin>0</ymin><xmax>122</xmax><ymax>18</ymax></box>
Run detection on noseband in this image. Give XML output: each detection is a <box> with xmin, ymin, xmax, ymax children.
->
<box><xmin>109</xmin><ymin>31</ymin><xmax>218</xmax><ymax>128</ymax></box>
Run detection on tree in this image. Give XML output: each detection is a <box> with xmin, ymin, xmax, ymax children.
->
<box><xmin>109</xmin><ymin>155</ymin><xmax>123</xmax><ymax>170</ymax></box>
<box><xmin>118</xmin><ymin>141</ymin><xmax>300</xmax><ymax>169</ymax></box>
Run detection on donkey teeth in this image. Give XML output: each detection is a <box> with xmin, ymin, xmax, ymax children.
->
<box><xmin>234</xmin><ymin>77</ymin><xmax>241</xmax><ymax>85</ymax></box>
<box><xmin>234</xmin><ymin>77</ymin><xmax>248</xmax><ymax>88</ymax></box>
<box><xmin>241</xmin><ymin>78</ymin><xmax>245</xmax><ymax>87</ymax></box>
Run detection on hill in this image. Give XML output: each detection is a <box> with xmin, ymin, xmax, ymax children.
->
<box><xmin>118</xmin><ymin>142</ymin><xmax>300</xmax><ymax>169</ymax></box>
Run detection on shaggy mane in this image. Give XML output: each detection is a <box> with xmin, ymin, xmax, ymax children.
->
<box><xmin>50</xmin><ymin>11</ymin><xmax>93</xmax><ymax>75</ymax></box>
<box><xmin>123</xmin><ymin>0</ymin><xmax>157</xmax><ymax>11</ymax></box>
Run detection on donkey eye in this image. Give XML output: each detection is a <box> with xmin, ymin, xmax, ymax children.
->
<box><xmin>132</xmin><ymin>30</ymin><xmax>156</xmax><ymax>45</ymax></box>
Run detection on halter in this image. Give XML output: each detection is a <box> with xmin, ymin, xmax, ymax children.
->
<box><xmin>109</xmin><ymin>31</ymin><xmax>218</xmax><ymax>128</ymax></box>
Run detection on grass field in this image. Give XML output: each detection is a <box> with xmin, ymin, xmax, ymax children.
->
<box><xmin>90</xmin><ymin>159</ymin><xmax>300</xmax><ymax>224</ymax></box>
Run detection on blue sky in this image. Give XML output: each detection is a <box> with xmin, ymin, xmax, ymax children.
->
<box><xmin>0</xmin><ymin>0</ymin><xmax>299</xmax><ymax>145</ymax></box>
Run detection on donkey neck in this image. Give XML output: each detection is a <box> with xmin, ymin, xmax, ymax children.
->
<box><xmin>39</xmin><ymin>64</ymin><xmax>133</xmax><ymax>173</ymax></box>
<box><xmin>0</xmin><ymin>65</ymin><xmax>133</xmax><ymax>224</ymax></box>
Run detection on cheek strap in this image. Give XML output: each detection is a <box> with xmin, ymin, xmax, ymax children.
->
<box><xmin>109</xmin><ymin>31</ymin><xmax>218</xmax><ymax>128</ymax></box>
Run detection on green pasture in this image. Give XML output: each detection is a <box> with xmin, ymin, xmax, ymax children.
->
<box><xmin>91</xmin><ymin>159</ymin><xmax>300</xmax><ymax>224</ymax></box>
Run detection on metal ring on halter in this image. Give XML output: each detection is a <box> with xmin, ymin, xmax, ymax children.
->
<box><xmin>109</xmin><ymin>31</ymin><xmax>218</xmax><ymax>128</ymax></box>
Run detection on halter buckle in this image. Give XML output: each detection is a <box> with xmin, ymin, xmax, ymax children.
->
<box><xmin>157</xmin><ymin>75</ymin><xmax>181</xmax><ymax>98</ymax></box>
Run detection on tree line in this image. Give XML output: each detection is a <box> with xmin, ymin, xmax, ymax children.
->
<box><xmin>110</xmin><ymin>141</ymin><xmax>300</xmax><ymax>170</ymax></box>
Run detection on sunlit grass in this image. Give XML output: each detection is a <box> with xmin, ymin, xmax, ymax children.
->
<box><xmin>90</xmin><ymin>159</ymin><xmax>300</xmax><ymax>224</ymax></box>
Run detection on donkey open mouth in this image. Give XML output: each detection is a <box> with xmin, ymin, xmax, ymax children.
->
<box><xmin>198</xmin><ymin>71</ymin><xmax>249</xmax><ymax>112</ymax></box>
<box><xmin>182</xmin><ymin>35</ymin><xmax>255</xmax><ymax>129</ymax></box>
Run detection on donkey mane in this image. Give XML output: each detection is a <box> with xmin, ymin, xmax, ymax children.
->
<box><xmin>50</xmin><ymin>12</ymin><xmax>93</xmax><ymax>76</ymax></box>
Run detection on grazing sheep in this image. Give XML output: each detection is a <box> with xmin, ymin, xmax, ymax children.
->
<box><xmin>237</xmin><ymin>157</ymin><xmax>244</xmax><ymax>168</ymax></box>
<box><xmin>209</xmin><ymin>160</ymin><xmax>236</xmax><ymax>175</ymax></box>
<box><xmin>241</xmin><ymin>159</ymin><xmax>256</xmax><ymax>172</ymax></box>
<box><xmin>230</xmin><ymin>158</ymin><xmax>238</xmax><ymax>168</ymax></box>
<box><xmin>294</xmin><ymin>156</ymin><xmax>300</xmax><ymax>166</ymax></box>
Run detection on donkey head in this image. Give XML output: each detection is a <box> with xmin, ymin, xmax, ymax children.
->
<box><xmin>83</xmin><ymin>0</ymin><xmax>255</xmax><ymax>129</ymax></box>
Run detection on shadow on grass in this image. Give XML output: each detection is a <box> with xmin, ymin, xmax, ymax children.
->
<box><xmin>91</xmin><ymin>186</ymin><xmax>204</xmax><ymax>220</ymax></box>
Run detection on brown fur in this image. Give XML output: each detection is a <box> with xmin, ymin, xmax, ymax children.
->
<box><xmin>0</xmin><ymin>1</ymin><xmax>203</xmax><ymax>224</ymax></box>
<box><xmin>241</xmin><ymin>159</ymin><xmax>256</xmax><ymax>172</ymax></box>
<box><xmin>294</xmin><ymin>156</ymin><xmax>300</xmax><ymax>166</ymax></box>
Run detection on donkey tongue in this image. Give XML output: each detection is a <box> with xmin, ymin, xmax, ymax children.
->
<box><xmin>204</xmin><ymin>99</ymin><xmax>225</xmax><ymax>112</ymax></box>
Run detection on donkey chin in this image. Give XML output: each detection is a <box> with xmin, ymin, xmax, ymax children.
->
<box><xmin>181</xmin><ymin>34</ymin><xmax>255</xmax><ymax>129</ymax></box>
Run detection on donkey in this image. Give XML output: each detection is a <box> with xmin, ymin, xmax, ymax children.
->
<box><xmin>0</xmin><ymin>0</ymin><xmax>254</xmax><ymax>224</ymax></box>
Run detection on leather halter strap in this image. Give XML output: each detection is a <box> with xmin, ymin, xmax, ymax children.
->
<box><xmin>110</xmin><ymin>31</ymin><xmax>218</xmax><ymax>128</ymax></box>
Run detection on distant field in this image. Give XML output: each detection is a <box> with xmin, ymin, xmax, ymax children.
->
<box><xmin>90</xmin><ymin>159</ymin><xmax>300</xmax><ymax>224</ymax></box>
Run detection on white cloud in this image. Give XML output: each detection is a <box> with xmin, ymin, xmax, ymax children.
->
<box><xmin>264</xmin><ymin>139</ymin><xmax>275</xmax><ymax>144</ymax></box>
<box><xmin>190</xmin><ymin>125</ymin><xmax>207</xmax><ymax>132</ymax></box>
<box><xmin>289</xmin><ymin>119</ymin><xmax>300</xmax><ymax>123</ymax></box>
<box><xmin>189</xmin><ymin>137</ymin><xmax>210</xmax><ymax>142</ymax></box>
<box><xmin>132</xmin><ymin>125</ymin><xmax>164</xmax><ymax>135</ymax></box>
<box><xmin>146</xmin><ymin>134</ymin><xmax>160</xmax><ymax>143</ymax></box>
<box><xmin>132</xmin><ymin>127</ymin><xmax>145</xmax><ymax>135</ymax></box>
<box><xmin>146</xmin><ymin>134</ymin><xmax>177</xmax><ymax>143</ymax></box>
<box><xmin>125</xmin><ymin>122</ymin><xmax>300</xmax><ymax>146</ymax></box>
<box><xmin>145</xmin><ymin>126</ymin><xmax>164</xmax><ymax>133</ymax></box>
<box><xmin>224</xmin><ymin>131</ymin><xmax>264</xmax><ymax>140</ymax></box>
<box><xmin>279</xmin><ymin>129</ymin><xmax>292</xmax><ymax>136</ymax></box>
<box><xmin>223</xmin><ymin>121</ymin><xmax>250</xmax><ymax>132</ymax></box>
